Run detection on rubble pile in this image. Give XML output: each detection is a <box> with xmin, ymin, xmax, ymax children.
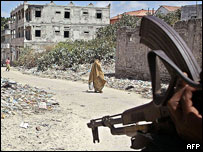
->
<box><xmin>1</xmin><ymin>78</ymin><xmax>60</xmax><ymax>119</ymax></box>
<box><xmin>105</xmin><ymin>77</ymin><xmax>153</xmax><ymax>98</ymax></box>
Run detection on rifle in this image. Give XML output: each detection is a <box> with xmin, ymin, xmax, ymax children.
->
<box><xmin>87</xmin><ymin>16</ymin><xmax>202</xmax><ymax>145</ymax></box>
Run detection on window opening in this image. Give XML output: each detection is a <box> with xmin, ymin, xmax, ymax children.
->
<box><xmin>35</xmin><ymin>30</ymin><xmax>41</xmax><ymax>37</ymax></box>
<box><xmin>83</xmin><ymin>11</ymin><xmax>88</xmax><ymax>15</ymax></box>
<box><xmin>96</xmin><ymin>13</ymin><xmax>102</xmax><ymax>19</ymax></box>
<box><xmin>64</xmin><ymin>12</ymin><xmax>70</xmax><ymax>18</ymax></box>
<box><xmin>35</xmin><ymin>10</ymin><xmax>41</xmax><ymax>17</ymax></box>
<box><xmin>96</xmin><ymin>10</ymin><xmax>102</xmax><ymax>19</ymax></box>
<box><xmin>64</xmin><ymin>31</ymin><xmax>69</xmax><ymax>38</ymax></box>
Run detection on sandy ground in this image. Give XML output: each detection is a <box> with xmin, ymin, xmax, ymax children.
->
<box><xmin>1</xmin><ymin>67</ymin><xmax>150</xmax><ymax>151</ymax></box>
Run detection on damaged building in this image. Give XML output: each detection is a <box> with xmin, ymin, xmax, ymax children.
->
<box><xmin>9</xmin><ymin>1</ymin><xmax>110</xmax><ymax>61</ymax></box>
<box><xmin>1</xmin><ymin>21</ymin><xmax>12</xmax><ymax>65</ymax></box>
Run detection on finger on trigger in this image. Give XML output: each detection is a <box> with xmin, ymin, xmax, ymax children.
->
<box><xmin>175</xmin><ymin>72</ymin><xmax>188</xmax><ymax>90</ymax></box>
<box><xmin>168</xmin><ymin>86</ymin><xmax>186</xmax><ymax>112</ymax></box>
<box><xmin>181</xmin><ymin>88</ymin><xmax>193</xmax><ymax>115</ymax></box>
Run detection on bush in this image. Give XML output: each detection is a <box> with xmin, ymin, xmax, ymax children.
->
<box><xmin>16</xmin><ymin>47</ymin><xmax>45</xmax><ymax>69</ymax></box>
<box><xmin>155</xmin><ymin>9</ymin><xmax>181</xmax><ymax>26</ymax></box>
<box><xmin>37</xmin><ymin>38</ymin><xmax>116</xmax><ymax>71</ymax></box>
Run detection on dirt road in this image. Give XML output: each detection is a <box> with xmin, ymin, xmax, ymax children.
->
<box><xmin>1</xmin><ymin>67</ymin><xmax>150</xmax><ymax>151</ymax></box>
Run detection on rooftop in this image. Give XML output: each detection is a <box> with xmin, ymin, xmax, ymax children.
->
<box><xmin>111</xmin><ymin>9</ymin><xmax>155</xmax><ymax>20</ymax></box>
<box><xmin>161</xmin><ymin>5</ymin><xmax>181</xmax><ymax>11</ymax></box>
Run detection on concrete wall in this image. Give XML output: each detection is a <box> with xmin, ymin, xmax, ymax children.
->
<box><xmin>115</xmin><ymin>27</ymin><xmax>151</xmax><ymax>80</ymax></box>
<box><xmin>181</xmin><ymin>4</ymin><xmax>202</xmax><ymax>20</ymax></box>
<box><xmin>115</xmin><ymin>19</ymin><xmax>202</xmax><ymax>81</ymax></box>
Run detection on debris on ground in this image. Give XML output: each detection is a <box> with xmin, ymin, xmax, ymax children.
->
<box><xmin>1</xmin><ymin>78</ymin><xmax>60</xmax><ymax>119</ymax></box>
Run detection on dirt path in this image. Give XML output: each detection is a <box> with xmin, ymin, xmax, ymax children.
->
<box><xmin>1</xmin><ymin>67</ymin><xmax>150</xmax><ymax>151</ymax></box>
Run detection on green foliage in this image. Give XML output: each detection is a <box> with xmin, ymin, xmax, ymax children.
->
<box><xmin>97</xmin><ymin>14</ymin><xmax>140</xmax><ymax>41</ymax></box>
<box><xmin>155</xmin><ymin>9</ymin><xmax>181</xmax><ymax>26</ymax></box>
<box><xmin>17</xmin><ymin>47</ymin><xmax>45</xmax><ymax>69</ymax></box>
<box><xmin>1</xmin><ymin>17</ymin><xmax>10</xmax><ymax>30</ymax></box>
<box><xmin>37</xmin><ymin>38</ymin><xmax>116</xmax><ymax>71</ymax></box>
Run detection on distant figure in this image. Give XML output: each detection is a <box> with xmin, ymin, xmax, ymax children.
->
<box><xmin>5</xmin><ymin>57</ymin><xmax>10</xmax><ymax>71</ymax></box>
<box><xmin>88</xmin><ymin>58</ymin><xmax>106</xmax><ymax>93</ymax></box>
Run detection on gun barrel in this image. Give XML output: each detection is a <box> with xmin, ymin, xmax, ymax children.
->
<box><xmin>87</xmin><ymin>117</ymin><xmax>123</xmax><ymax>128</ymax></box>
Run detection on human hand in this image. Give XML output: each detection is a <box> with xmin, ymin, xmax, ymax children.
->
<box><xmin>167</xmin><ymin>75</ymin><xmax>202</xmax><ymax>143</ymax></box>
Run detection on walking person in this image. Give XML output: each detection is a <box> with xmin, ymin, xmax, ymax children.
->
<box><xmin>88</xmin><ymin>58</ymin><xmax>106</xmax><ymax>93</ymax></box>
<box><xmin>5</xmin><ymin>57</ymin><xmax>11</xmax><ymax>71</ymax></box>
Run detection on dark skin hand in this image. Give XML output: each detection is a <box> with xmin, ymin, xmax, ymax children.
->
<box><xmin>167</xmin><ymin>76</ymin><xmax>202</xmax><ymax>143</ymax></box>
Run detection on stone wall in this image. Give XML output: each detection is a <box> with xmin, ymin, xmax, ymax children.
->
<box><xmin>115</xmin><ymin>19</ymin><xmax>202</xmax><ymax>81</ymax></box>
<box><xmin>174</xmin><ymin>19</ymin><xmax>202</xmax><ymax>68</ymax></box>
<box><xmin>115</xmin><ymin>27</ymin><xmax>151</xmax><ymax>80</ymax></box>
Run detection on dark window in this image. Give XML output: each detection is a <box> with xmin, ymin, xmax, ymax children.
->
<box><xmin>35</xmin><ymin>11</ymin><xmax>41</xmax><ymax>17</ymax></box>
<box><xmin>64</xmin><ymin>31</ymin><xmax>69</xmax><ymax>38</ymax></box>
<box><xmin>64</xmin><ymin>12</ymin><xmax>70</xmax><ymax>18</ymax></box>
<box><xmin>56</xmin><ymin>11</ymin><xmax>61</xmax><ymax>14</ymax></box>
<box><xmin>35</xmin><ymin>30</ymin><xmax>41</xmax><ymax>37</ymax></box>
<box><xmin>84</xmin><ymin>31</ymin><xmax>89</xmax><ymax>34</ymax></box>
<box><xmin>26</xmin><ymin>11</ymin><xmax>31</xmax><ymax>21</ymax></box>
<box><xmin>26</xmin><ymin>30</ymin><xmax>31</xmax><ymax>40</ymax></box>
<box><xmin>22</xmin><ymin>11</ymin><xmax>24</xmax><ymax>18</ymax></box>
<box><xmin>191</xmin><ymin>15</ymin><xmax>197</xmax><ymax>19</ymax></box>
<box><xmin>83</xmin><ymin>11</ymin><xmax>88</xmax><ymax>15</ymax></box>
<box><xmin>26</xmin><ymin>12</ymin><xmax>29</xmax><ymax>21</ymax></box>
<box><xmin>96</xmin><ymin>13</ymin><xmax>102</xmax><ymax>19</ymax></box>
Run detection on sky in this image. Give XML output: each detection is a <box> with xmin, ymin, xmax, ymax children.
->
<box><xmin>1</xmin><ymin>1</ymin><xmax>202</xmax><ymax>18</ymax></box>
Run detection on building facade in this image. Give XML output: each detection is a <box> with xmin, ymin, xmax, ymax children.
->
<box><xmin>181</xmin><ymin>4</ymin><xmax>202</xmax><ymax>20</ymax></box>
<box><xmin>1</xmin><ymin>21</ymin><xmax>13</xmax><ymax>66</ymax></box>
<box><xmin>10</xmin><ymin>1</ymin><xmax>110</xmax><ymax>60</ymax></box>
<box><xmin>155</xmin><ymin>5</ymin><xmax>181</xmax><ymax>15</ymax></box>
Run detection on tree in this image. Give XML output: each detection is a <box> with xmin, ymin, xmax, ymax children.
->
<box><xmin>155</xmin><ymin>9</ymin><xmax>181</xmax><ymax>26</ymax></box>
<box><xmin>1</xmin><ymin>17</ymin><xmax>10</xmax><ymax>30</ymax></box>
